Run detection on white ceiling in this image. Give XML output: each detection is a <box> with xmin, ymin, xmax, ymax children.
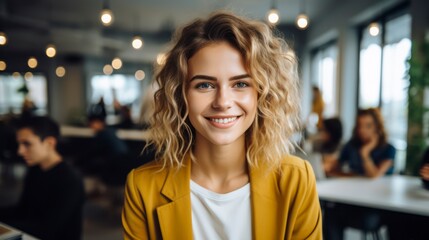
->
<box><xmin>0</xmin><ymin>0</ymin><xmax>339</xmax><ymax>62</ymax></box>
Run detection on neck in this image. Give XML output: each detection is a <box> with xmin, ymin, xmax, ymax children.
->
<box><xmin>40</xmin><ymin>151</ymin><xmax>62</xmax><ymax>171</ymax></box>
<box><xmin>191</xmin><ymin>134</ymin><xmax>249</xmax><ymax>193</ymax></box>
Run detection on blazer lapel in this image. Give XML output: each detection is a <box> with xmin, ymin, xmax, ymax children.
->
<box><xmin>249</xmin><ymin>165</ymin><xmax>280</xmax><ymax>240</ymax></box>
<box><xmin>156</xmin><ymin>156</ymin><xmax>193</xmax><ymax>240</ymax></box>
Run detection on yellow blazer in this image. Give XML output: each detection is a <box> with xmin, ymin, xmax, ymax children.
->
<box><xmin>122</xmin><ymin>155</ymin><xmax>322</xmax><ymax>239</ymax></box>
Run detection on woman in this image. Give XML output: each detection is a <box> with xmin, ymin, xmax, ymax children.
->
<box><xmin>324</xmin><ymin>108</ymin><xmax>396</xmax><ymax>240</ymax></box>
<box><xmin>328</xmin><ymin>108</ymin><xmax>396</xmax><ymax>178</ymax></box>
<box><xmin>317</xmin><ymin>118</ymin><xmax>343</xmax><ymax>174</ymax></box>
<box><xmin>122</xmin><ymin>12</ymin><xmax>322</xmax><ymax>239</ymax></box>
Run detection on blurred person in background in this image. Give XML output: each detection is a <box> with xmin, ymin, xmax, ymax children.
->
<box><xmin>301</xmin><ymin>117</ymin><xmax>343</xmax><ymax>180</ymax></box>
<box><xmin>84</xmin><ymin>114</ymin><xmax>129</xmax><ymax>186</ymax></box>
<box><xmin>316</xmin><ymin>117</ymin><xmax>343</xmax><ymax>175</ymax></box>
<box><xmin>324</xmin><ymin>108</ymin><xmax>396</xmax><ymax>240</ymax></box>
<box><xmin>0</xmin><ymin>116</ymin><xmax>85</xmax><ymax>240</ymax></box>
<box><xmin>419</xmin><ymin>148</ymin><xmax>429</xmax><ymax>190</ymax></box>
<box><xmin>327</xmin><ymin>108</ymin><xmax>395</xmax><ymax>177</ymax></box>
<box><xmin>311</xmin><ymin>86</ymin><xmax>324</xmax><ymax>130</ymax></box>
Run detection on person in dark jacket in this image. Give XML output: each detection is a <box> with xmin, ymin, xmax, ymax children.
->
<box><xmin>0</xmin><ymin>116</ymin><xmax>85</xmax><ymax>240</ymax></box>
<box><xmin>420</xmin><ymin>148</ymin><xmax>429</xmax><ymax>190</ymax></box>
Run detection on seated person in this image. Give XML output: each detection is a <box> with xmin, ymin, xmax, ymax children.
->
<box><xmin>86</xmin><ymin>114</ymin><xmax>129</xmax><ymax>185</ymax></box>
<box><xmin>324</xmin><ymin>108</ymin><xmax>396</xmax><ymax>240</ymax></box>
<box><xmin>0</xmin><ymin>116</ymin><xmax>85</xmax><ymax>240</ymax></box>
<box><xmin>327</xmin><ymin>108</ymin><xmax>396</xmax><ymax>178</ymax></box>
<box><xmin>420</xmin><ymin>148</ymin><xmax>429</xmax><ymax>190</ymax></box>
<box><xmin>316</xmin><ymin>118</ymin><xmax>343</xmax><ymax>174</ymax></box>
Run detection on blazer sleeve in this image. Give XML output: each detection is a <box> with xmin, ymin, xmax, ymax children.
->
<box><xmin>122</xmin><ymin>169</ymin><xmax>149</xmax><ymax>240</ymax></box>
<box><xmin>292</xmin><ymin>161</ymin><xmax>323</xmax><ymax>239</ymax></box>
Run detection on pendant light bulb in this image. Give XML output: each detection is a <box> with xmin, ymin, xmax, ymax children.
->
<box><xmin>100</xmin><ymin>1</ymin><xmax>114</xmax><ymax>26</ymax></box>
<box><xmin>267</xmin><ymin>8</ymin><xmax>280</xmax><ymax>25</ymax></box>
<box><xmin>132</xmin><ymin>36</ymin><xmax>143</xmax><ymax>49</ymax></box>
<box><xmin>46</xmin><ymin>44</ymin><xmax>57</xmax><ymax>58</ymax></box>
<box><xmin>296</xmin><ymin>14</ymin><xmax>309</xmax><ymax>29</ymax></box>
<box><xmin>0</xmin><ymin>32</ymin><xmax>7</xmax><ymax>45</ymax></box>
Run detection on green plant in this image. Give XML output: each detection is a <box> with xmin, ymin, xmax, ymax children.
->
<box><xmin>406</xmin><ymin>39</ymin><xmax>429</xmax><ymax>175</ymax></box>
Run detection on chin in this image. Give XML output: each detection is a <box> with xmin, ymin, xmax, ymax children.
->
<box><xmin>207</xmin><ymin>134</ymin><xmax>244</xmax><ymax>146</ymax></box>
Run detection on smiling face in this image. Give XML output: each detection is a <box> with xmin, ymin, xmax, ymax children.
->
<box><xmin>186</xmin><ymin>42</ymin><xmax>258</xmax><ymax>147</ymax></box>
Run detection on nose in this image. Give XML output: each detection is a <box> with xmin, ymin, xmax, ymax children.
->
<box><xmin>212</xmin><ymin>86</ymin><xmax>233</xmax><ymax>110</ymax></box>
<box><xmin>17</xmin><ymin>144</ymin><xmax>25</xmax><ymax>156</ymax></box>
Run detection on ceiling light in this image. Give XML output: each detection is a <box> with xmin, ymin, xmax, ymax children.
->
<box><xmin>112</xmin><ymin>57</ymin><xmax>122</xmax><ymax>69</ymax></box>
<box><xmin>13</xmin><ymin>72</ymin><xmax>21</xmax><ymax>79</ymax></box>
<box><xmin>46</xmin><ymin>44</ymin><xmax>57</xmax><ymax>58</ymax></box>
<box><xmin>369</xmin><ymin>22</ymin><xmax>380</xmax><ymax>36</ymax></box>
<box><xmin>0</xmin><ymin>60</ymin><xmax>6</xmax><ymax>71</ymax></box>
<box><xmin>296</xmin><ymin>14</ymin><xmax>309</xmax><ymax>29</ymax></box>
<box><xmin>296</xmin><ymin>0</ymin><xmax>310</xmax><ymax>30</ymax></box>
<box><xmin>267</xmin><ymin>9</ymin><xmax>279</xmax><ymax>25</ymax></box>
<box><xmin>0</xmin><ymin>32</ymin><xmax>7</xmax><ymax>45</ymax></box>
<box><xmin>56</xmin><ymin>66</ymin><xmax>66</xmax><ymax>77</ymax></box>
<box><xmin>267</xmin><ymin>0</ymin><xmax>280</xmax><ymax>25</ymax></box>
<box><xmin>156</xmin><ymin>53</ymin><xmax>166</xmax><ymax>65</ymax></box>
<box><xmin>100</xmin><ymin>1</ymin><xmax>114</xmax><ymax>26</ymax></box>
<box><xmin>28</xmin><ymin>57</ymin><xmax>38</xmax><ymax>69</ymax></box>
<box><xmin>132</xmin><ymin>36</ymin><xmax>143</xmax><ymax>49</ymax></box>
<box><xmin>24</xmin><ymin>72</ymin><xmax>33</xmax><ymax>81</ymax></box>
<box><xmin>135</xmin><ymin>70</ymin><xmax>145</xmax><ymax>80</ymax></box>
<box><xmin>103</xmin><ymin>64</ymin><xmax>113</xmax><ymax>75</ymax></box>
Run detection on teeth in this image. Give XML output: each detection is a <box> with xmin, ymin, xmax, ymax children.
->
<box><xmin>210</xmin><ymin>117</ymin><xmax>237</xmax><ymax>124</ymax></box>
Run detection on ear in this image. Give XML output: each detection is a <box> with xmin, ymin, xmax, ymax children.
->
<box><xmin>43</xmin><ymin>136</ymin><xmax>58</xmax><ymax>149</ymax></box>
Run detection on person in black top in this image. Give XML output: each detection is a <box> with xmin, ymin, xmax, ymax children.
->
<box><xmin>0</xmin><ymin>116</ymin><xmax>85</xmax><ymax>240</ymax></box>
<box><xmin>420</xmin><ymin>149</ymin><xmax>429</xmax><ymax>190</ymax></box>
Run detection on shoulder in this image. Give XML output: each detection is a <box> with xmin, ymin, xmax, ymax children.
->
<box><xmin>279</xmin><ymin>155</ymin><xmax>310</xmax><ymax>172</ymax></box>
<box><xmin>273</xmin><ymin>155</ymin><xmax>316</xmax><ymax>191</ymax></box>
<box><xmin>256</xmin><ymin>155</ymin><xmax>318</xmax><ymax>200</ymax></box>
<box><xmin>385</xmin><ymin>143</ymin><xmax>396</xmax><ymax>151</ymax></box>
<box><xmin>381</xmin><ymin>143</ymin><xmax>396</xmax><ymax>155</ymax></box>
<box><xmin>57</xmin><ymin>162</ymin><xmax>84</xmax><ymax>187</ymax></box>
<box><xmin>125</xmin><ymin>160</ymin><xmax>170</xmax><ymax>193</ymax></box>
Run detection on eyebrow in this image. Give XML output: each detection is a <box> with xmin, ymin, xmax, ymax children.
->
<box><xmin>189</xmin><ymin>74</ymin><xmax>250</xmax><ymax>82</ymax></box>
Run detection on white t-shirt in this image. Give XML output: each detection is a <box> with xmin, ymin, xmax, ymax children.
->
<box><xmin>190</xmin><ymin>180</ymin><xmax>252</xmax><ymax>240</ymax></box>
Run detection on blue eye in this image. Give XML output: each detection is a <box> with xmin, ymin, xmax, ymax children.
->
<box><xmin>196</xmin><ymin>82</ymin><xmax>214</xmax><ymax>89</ymax></box>
<box><xmin>235</xmin><ymin>82</ymin><xmax>249</xmax><ymax>88</ymax></box>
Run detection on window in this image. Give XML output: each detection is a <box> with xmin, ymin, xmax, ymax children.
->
<box><xmin>310</xmin><ymin>42</ymin><xmax>338</xmax><ymax>118</ymax></box>
<box><xmin>90</xmin><ymin>74</ymin><xmax>143</xmax><ymax>123</ymax></box>
<box><xmin>0</xmin><ymin>73</ymin><xmax>48</xmax><ymax>115</ymax></box>
<box><xmin>358</xmin><ymin>13</ymin><xmax>411</xmax><ymax>172</ymax></box>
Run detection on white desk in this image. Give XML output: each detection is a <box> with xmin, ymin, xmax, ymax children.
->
<box><xmin>317</xmin><ymin>175</ymin><xmax>429</xmax><ymax>217</ymax></box>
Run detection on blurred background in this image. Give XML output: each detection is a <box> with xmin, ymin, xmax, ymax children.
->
<box><xmin>0</xmin><ymin>0</ymin><xmax>428</xmax><ymax>239</ymax></box>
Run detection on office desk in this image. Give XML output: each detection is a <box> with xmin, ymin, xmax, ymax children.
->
<box><xmin>60</xmin><ymin>125</ymin><xmax>150</xmax><ymax>141</ymax></box>
<box><xmin>317</xmin><ymin>175</ymin><xmax>429</xmax><ymax>216</ymax></box>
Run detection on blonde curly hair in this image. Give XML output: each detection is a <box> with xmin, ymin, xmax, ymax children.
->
<box><xmin>147</xmin><ymin>11</ymin><xmax>301</xmax><ymax>170</ymax></box>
